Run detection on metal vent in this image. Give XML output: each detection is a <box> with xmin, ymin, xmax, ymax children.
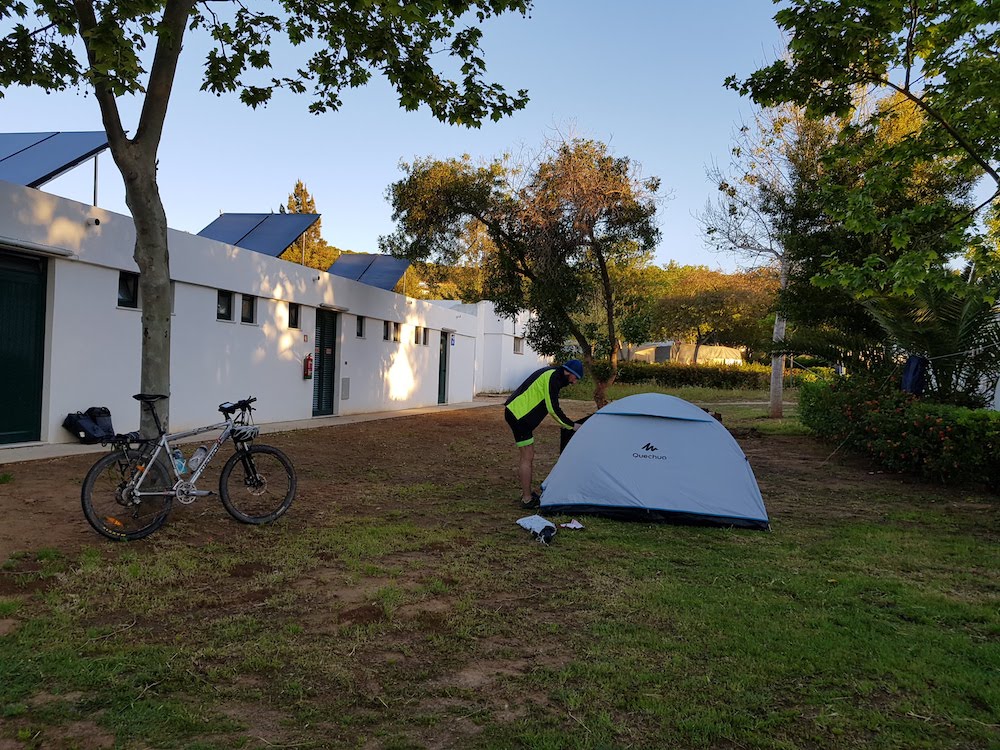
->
<box><xmin>341</xmin><ymin>377</ymin><xmax>350</xmax><ymax>400</ymax></box>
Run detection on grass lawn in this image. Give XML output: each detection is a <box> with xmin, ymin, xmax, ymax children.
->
<box><xmin>562</xmin><ymin>379</ymin><xmax>804</xmax><ymax>436</ymax></box>
<box><xmin>0</xmin><ymin>389</ymin><xmax>996</xmax><ymax>749</ymax></box>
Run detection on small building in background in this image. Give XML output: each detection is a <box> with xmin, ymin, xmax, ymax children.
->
<box><xmin>669</xmin><ymin>344</ymin><xmax>744</xmax><ymax>366</ymax></box>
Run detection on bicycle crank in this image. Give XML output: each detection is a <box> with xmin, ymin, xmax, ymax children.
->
<box><xmin>174</xmin><ymin>481</ymin><xmax>213</xmax><ymax>504</ymax></box>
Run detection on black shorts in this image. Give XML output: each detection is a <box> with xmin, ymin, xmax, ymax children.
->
<box><xmin>505</xmin><ymin>408</ymin><xmax>534</xmax><ymax>447</ymax></box>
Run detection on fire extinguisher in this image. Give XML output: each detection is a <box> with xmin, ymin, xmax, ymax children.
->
<box><xmin>303</xmin><ymin>353</ymin><xmax>314</xmax><ymax>380</ymax></box>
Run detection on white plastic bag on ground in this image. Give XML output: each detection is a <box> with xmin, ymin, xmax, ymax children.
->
<box><xmin>516</xmin><ymin>514</ymin><xmax>556</xmax><ymax>544</ymax></box>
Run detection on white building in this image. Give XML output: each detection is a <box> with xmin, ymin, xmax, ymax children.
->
<box><xmin>0</xmin><ymin>178</ymin><xmax>549</xmax><ymax>447</ymax></box>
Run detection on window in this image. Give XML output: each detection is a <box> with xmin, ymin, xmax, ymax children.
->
<box><xmin>356</xmin><ymin>316</ymin><xmax>365</xmax><ymax>338</ymax></box>
<box><xmin>414</xmin><ymin>326</ymin><xmax>422</xmax><ymax>344</ymax></box>
<box><xmin>288</xmin><ymin>303</ymin><xmax>300</xmax><ymax>329</ymax></box>
<box><xmin>118</xmin><ymin>272</ymin><xmax>139</xmax><ymax>309</ymax></box>
<box><xmin>514</xmin><ymin>336</ymin><xmax>524</xmax><ymax>355</ymax></box>
<box><xmin>422</xmin><ymin>327</ymin><xmax>430</xmax><ymax>346</ymax></box>
<box><xmin>241</xmin><ymin>294</ymin><xmax>257</xmax><ymax>324</ymax></box>
<box><xmin>217</xmin><ymin>290</ymin><xmax>233</xmax><ymax>321</ymax></box>
<box><xmin>382</xmin><ymin>321</ymin><xmax>400</xmax><ymax>343</ymax></box>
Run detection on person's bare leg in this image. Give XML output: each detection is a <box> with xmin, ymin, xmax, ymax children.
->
<box><xmin>518</xmin><ymin>444</ymin><xmax>534</xmax><ymax>502</ymax></box>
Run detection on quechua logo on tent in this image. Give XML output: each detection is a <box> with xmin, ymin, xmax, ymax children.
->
<box><xmin>634</xmin><ymin>442</ymin><xmax>667</xmax><ymax>460</ymax></box>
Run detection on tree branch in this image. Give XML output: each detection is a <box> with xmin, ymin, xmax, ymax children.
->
<box><xmin>882</xmin><ymin>79</ymin><xmax>1000</xmax><ymax>187</ymax></box>
<box><xmin>902</xmin><ymin>1</ymin><xmax>918</xmax><ymax>91</ymax></box>
<box><xmin>590</xmin><ymin>235</ymin><xmax>619</xmax><ymax>364</ymax></box>
<box><xmin>137</xmin><ymin>0</ymin><xmax>196</xmax><ymax>151</ymax></box>
<box><xmin>72</xmin><ymin>0</ymin><xmax>126</xmax><ymax>145</ymax></box>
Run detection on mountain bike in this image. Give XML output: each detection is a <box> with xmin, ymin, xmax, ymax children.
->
<box><xmin>81</xmin><ymin>394</ymin><xmax>296</xmax><ymax>541</ymax></box>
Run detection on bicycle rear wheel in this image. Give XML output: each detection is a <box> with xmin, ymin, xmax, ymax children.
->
<box><xmin>219</xmin><ymin>445</ymin><xmax>296</xmax><ymax>524</ymax></box>
<box><xmin>81</xmin><ymin>450</ymin><xmax>173</xmax><ymax>541</ymax></box>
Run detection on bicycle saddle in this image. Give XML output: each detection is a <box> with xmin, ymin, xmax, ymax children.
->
<box><xmin>132</xmin><ymin>393</ymin><xmax>168</xmax><ymax>402</ymax></box>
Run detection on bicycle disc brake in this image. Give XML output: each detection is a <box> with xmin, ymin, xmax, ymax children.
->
<box><xmin>245</xmin><ymin>474</ymin><xmax>268</xmax><ymax>496</ymax></box>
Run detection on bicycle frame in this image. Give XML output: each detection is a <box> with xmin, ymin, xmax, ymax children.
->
<box><xmin>129</xmin><ymin>416</ymin><xmax>242</xmax><ymax>499</ymax></box>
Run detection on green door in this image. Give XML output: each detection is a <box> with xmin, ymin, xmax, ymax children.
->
<box><xmin>312</xmin><ymin>310</ymin><xmax>338</xmax><ymax>416</ymax></box>
<box><xmin>438</xmin><ymin>332</ymin><xmax>449</xmax><ymax>404</ymax></box>
<box><xmin>0</xmin><ymin>253</ymin><xmax>47</xmax><ymax>444</ymax></box>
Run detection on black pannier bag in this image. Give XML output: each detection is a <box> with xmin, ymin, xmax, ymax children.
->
<box><xmin>63</xmin><ymin>406</ymin><xmax>115</xmax><ymax>444</ymax></box>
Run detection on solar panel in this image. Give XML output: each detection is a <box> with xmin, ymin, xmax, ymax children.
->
<box><xmin>197</xmin><ymin>214</ymin><xmax>267</xmax><ymax>245</ymax></box>
<box><xmin>196</xmin><ymin>213</ymin><xmax>320</xmax><ymax>257</ymax></box>
<box><xmin>326</xmin><ymin>253</ymin><xmax>374</xmax><ymax>281</ymax></box>
<box><xmin>328</xmin><ymin>253</ymin><xmax>411</xmax><ymax>291</ymax></box>
<box><xmin>0</xmin><ymin>131</ymin><xmax>108</xmax><ymax>188</ymax></box>
<box><xmin>359</xmin><ymin>255</ymin><xmax>411</xmax><ymax>291</ymax></box>
<box><xmin>0</xmin><ymin>133</ymin><xmax>53</xmax><ymax>161</ymax></box>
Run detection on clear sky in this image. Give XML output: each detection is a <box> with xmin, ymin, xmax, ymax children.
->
<box><xmin>1</xmin><ymin>1</ymin><xmax>786</xmax><ymax>272</ymax></box>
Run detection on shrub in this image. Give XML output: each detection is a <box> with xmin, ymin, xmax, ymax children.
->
<box><xmin>592</xmin><ymin>360</ymin><xmax>795</xmax><ymax>390</ymax></box>
<box><xmin>800</xmin><ymin>377</ymin><xmax>1000</xmax><ymax>487</ymax></box>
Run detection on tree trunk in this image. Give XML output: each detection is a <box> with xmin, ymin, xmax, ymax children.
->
<box><xmin>769</xmin><ymin>259</ymin><xmax>790</xmax><ymax>419</ymax></box>
<box><xmin>769</xmin><ymin>312</ymin><xmax>787</xmax><ymax>419</ymax></box>
<box><xmin>128</xmin><ymin>170</ymin><xmax>173</xmax><ymax>436</ymax></box>
<box><xmin>109</xmin><ymin>143</ymin><xmax>173</xmax><ymax>436</ymax></box>
<box><xmin>593</xmin><ymin>240</ymin><xmax>618</xmax><ymax>410</ymax></box>
<box><xmin>597</xmin><ymin>346</ymin><xmax>618</xmax><ymax>411</ymax></box>
<box><xmin>593</xmin><ymin>378</ymin><xmax>611</xmax><ymax>410</ymax></box>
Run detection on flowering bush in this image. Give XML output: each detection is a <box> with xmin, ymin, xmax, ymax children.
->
<box><xmin>800</xmin><ymin>377</ymin><xmax>1000</xmax><ymax>487</ymax></box>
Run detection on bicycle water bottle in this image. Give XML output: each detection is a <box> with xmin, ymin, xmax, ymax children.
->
<box><xmin>188</xmin><ymin>446</ymin><xmax>208</xmax><ymax>471</ymax></box>
<box><xmin>172</xmin><ymin>448</ymin><xmax>187</xmax><ymax>475</ymax></box>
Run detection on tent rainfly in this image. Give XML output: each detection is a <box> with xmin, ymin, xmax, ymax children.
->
<box><xmin>540</xmin><ymin>393</ymin><xmax>769</xmax><ymax>530</ymax></box>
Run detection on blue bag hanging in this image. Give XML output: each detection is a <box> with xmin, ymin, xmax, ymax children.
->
<box><xmin>901</xmin><ymin>355</ymin><xmax>928</xmax><ymax>395</ymax></box>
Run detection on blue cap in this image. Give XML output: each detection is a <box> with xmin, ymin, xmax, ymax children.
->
<box><xmin>562</xmin><ymin>359</ymin><xmax>584</xmax><ymax>379</ymax></box>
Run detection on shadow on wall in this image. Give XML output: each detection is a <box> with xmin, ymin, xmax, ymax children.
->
<box><xmin>11</xmin><ymin>188</ymin><xmax>109</xmax><ymax>254</ymax></box>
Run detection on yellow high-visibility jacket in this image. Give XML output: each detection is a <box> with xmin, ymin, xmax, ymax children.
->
<box><xmin>504</xmin><ymin>367</ymin><xmax>575</xmax><ymax>432</ymax></box>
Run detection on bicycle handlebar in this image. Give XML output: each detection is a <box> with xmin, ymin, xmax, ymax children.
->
<box><xmin>218</xmin><ymin>396</ymin><xmax>256</xmax><ymax>416</ymax></box>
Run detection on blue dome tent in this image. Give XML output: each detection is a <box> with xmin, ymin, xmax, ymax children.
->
<box><xmin>540</xmin><ymin>393</ymin><xmax>769</xmax><ymax>530</ymax></box>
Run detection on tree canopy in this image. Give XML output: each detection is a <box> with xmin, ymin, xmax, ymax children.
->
<box><xmin>382</xmin><ymin>138</ymin><xmax>661</xmax><ymax>406</ymax></box>
<box><xmin>730</xmin><ymin>9</ymin><xmax>1000</xmax><ymax>403</ymax></box>
<box><xmin>278</xmin><ymin>180</ymin><xmax>340</xmax><ymax>271</ymax></box>
<box><xmin>653</xmin><ymin>265</ymin><xmax>778</xmax><ymax>362</ymax></box>
<box><xmin>0</xmin><ymin>0</ymin><xmax>531</xmax><ymax>430</ymax></box>
<box><xmin>729</xmin><ymin>1</ymin><xmax>999</xmax><ymax>240</ymax></box>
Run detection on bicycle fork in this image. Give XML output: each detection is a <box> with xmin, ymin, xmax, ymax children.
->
<box><xmin>237</xmin><ymin>448</ymin><xmax>265</xmax><ymax>491</ymax></box>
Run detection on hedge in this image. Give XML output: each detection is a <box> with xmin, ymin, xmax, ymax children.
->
<box><xmin>799</xmin><ymin>376</ymin><xmax>1000</xmax><ymax>487</ymax></box>
<box><xmin>590</xmin><ymin>360</ymin><xmax>818</xmax><ymax>390</ymax></box>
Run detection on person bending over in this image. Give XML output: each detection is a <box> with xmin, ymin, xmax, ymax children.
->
<box><xmin>504</xmin><ymin>359</ymin><xmax>584</xmax><ymax>508</ymax></box>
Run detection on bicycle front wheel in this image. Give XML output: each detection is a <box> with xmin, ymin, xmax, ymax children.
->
<box><xmin>81</xmin><ymin>450</ymin><xmax>173</xmax><ymax>541</ymax></box>
<box><xmin>219</xmin><ymin>445</ymin><xmax>296</xmax><ymax>524</ymax></box>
